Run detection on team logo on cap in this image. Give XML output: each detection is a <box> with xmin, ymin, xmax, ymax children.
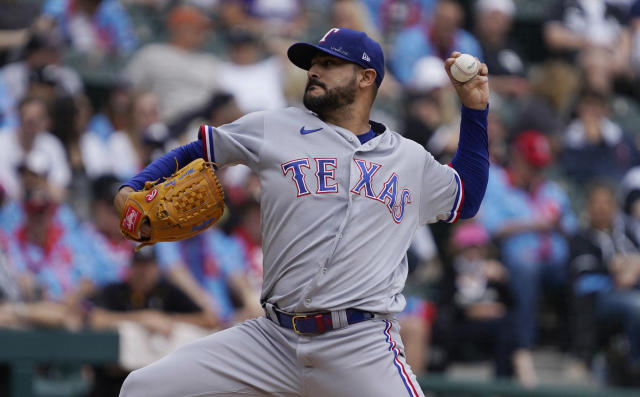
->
<box><xmin>319</xmin><ymin>28</ymin><xmax>340</xmax><ymax>43</ymax></box>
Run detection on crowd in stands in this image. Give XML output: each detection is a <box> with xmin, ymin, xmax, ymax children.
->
<box><xmin>1</xmin><ymin>0</ymin><xmax>640</xmax><ymax>394</ymax></box>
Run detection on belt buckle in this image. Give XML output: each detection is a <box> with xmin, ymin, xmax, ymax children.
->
<box><xmin>292</xmin><ymin>314</ymin><xmax>325</xmax><ymax>336</ymax></box>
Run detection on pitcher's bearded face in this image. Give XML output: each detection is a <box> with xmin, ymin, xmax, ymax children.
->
<box><xmin>303</xmin><ymin>75</ymin><xmax>357</xmax><ymax>116</ymax></box>
<box><xmin>303</xmin><ymin>55</ymin><xmax>358</xmax><ymax>117</ymax></box>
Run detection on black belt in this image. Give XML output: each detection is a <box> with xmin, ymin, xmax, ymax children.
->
<box><xmin>265</xmin><ymin>305</ymin><xmax>375</xmax><ymax>336</ymax></box>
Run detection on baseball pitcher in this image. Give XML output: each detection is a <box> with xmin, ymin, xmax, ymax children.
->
<box><xmin>115</xmin><ymin>27</ymin><xmax>490</xmax><ymax>397</ymax></box>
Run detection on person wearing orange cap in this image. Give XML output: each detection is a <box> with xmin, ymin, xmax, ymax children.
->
<box><xmin>125</xmin><ymin>5</ymin><xmax>220</xmax><ymax>124</ymax></box>
<box><xmin>478</xmin><ymin>130</ymin><xmax>578</xmax><ymax>386</ymax></box>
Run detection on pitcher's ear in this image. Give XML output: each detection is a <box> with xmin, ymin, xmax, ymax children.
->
<box><xmin>359</xmin><ymin>68</ymin><xmax>377</xmax><ymax>89</ymax></box>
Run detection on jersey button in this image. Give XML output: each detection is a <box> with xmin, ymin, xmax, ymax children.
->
<box><xmin>304</xmin><ymin>297</ymin><xmax>312</xmax><ymax>305</ymax></box>
<box><xmin>322</xmin><ymin>267</ymin><xmax>328</xmax><ymax>274</ymax></box>
<box><xmin>336</xmin><ymin>233</ymin><xmax>342</xmax><ymax>239</ymax></box>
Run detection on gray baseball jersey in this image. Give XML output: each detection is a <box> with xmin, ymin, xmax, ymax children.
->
<box><xmin>200</xmin><ymin>107</ymin><xmax>461</xmax><ymax>314</ymax></box>
<box><xmin>120</xmin><ymin>107</ymin><xmax>462</xmax><ymax>397</ymax></box>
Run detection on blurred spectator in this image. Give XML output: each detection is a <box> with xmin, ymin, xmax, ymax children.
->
<box><xmin>8</xmin><ymin>180</ymin><xmax>89</xmax><ymax>303</ymax></box>
<box><xmin>479</xmin><ymin>130</ymin><xmax>578</xmax><ymax>385</ymax></box>
<box><xmin>88</xmin><ymin>78</ymin><xmax>133</xmax><ymax>141</ymax></box>
<box><xmin>511</xmin><ymin>61</ymin><xmax>580</xmax><ymax>140</ymax></box>
<box><xmin>0</xmin><ymin>72</ymin><xmax>17</xmax><ymax>130</ymax></box>
<box><xmin>543</xmin><ymin>0</ymin><xmax>631</xmax><ymax>79</ymax></box>
<box><xmin>125</xmin><ymin>5</ymin><xmax>220</xmax><ymax>123</ymax></box>
<box><xmin>1</xmin><ymin>31</ymin><xmax>83</xmax><ymax>103</ymax></box>
<box><xmin>578</xmin><ymin>45</ymin><xmax>621</xmax><ymax>95</ymax></box>
<box><xmin>436</xmin><ymin>222</ymin><xmax>532</xmax><ymax>383</ymax></box>
<box><xmin>49</xmin><ymin>94</ymin><xmax>95</xmax><ymax>218</ymax></box>
<box><xmin>50</xmin><ymin>94</ymin><xmax>91</xmax><ymax>169</ymax></box>
<box><xmin>361</xmin><ymin>0</ymin><xmax>436</xmax><ymax>44</ymax></box>
<box><xmin>622</xmin><ymin>166</ymin><xmax>640</xmax><ymax>245</ymax></box>
<box><xmin>0</xmin><ymin>0</ymin><xmax>42</xmax><ymax>66</ymax></box>
<box><xmin>0</xmin><ymin>169</ymin><xmax>96</xmax><ymax>330</ymax></box>
<box><xmin>139</xmin><ymin>121</ymin><xmax>173</xmax><ymax>164</ymax></box>
<box><xmin>331</xmin><ymin>0</ymin><xmax>381</xmax><ymax>43</ymax></box>
<box><xmin>0</xmin><ymin>96</ymin><xmax>71</xmax><ymax>201</ymax></box>
<box><xmin>402</xmin><ymin>56</ymin><xmax>459</xmax><ymax>156</ymax></box>
<box><xmin>41</xmin><ymin>0</ymin><xmax>138</xmax><ymax>57</ymax></box>
<box><xmin>0</xmin><ymin>155</ymin><xmax>51</xmax><ymax>235</ymax></box>
<box><xmin>229</xmin><ymin>198</ymin><xmax>263</xmax><ymax>293</ymax></box>
<box><xmin>390</xmin><ymin>0</ymin><xmax>482</xmax><ymax>84</ymax></box>
<box><xmin>218</xmin><ymin>0</ymin><xmax>306</xmax><ymax>38</ymax></box>
<box><xmin>127</xmin><ymin>91</ymin><xmax>174</xmax><ymax>165</ymax></box>
<box><xmin>426</xmin><ymin>118</ymin><xmax>461</xmax><ymax>164</ymax></box>
<box><xmin>560</xmin><ymin>89</ymin><xmax>636</xmax><ymax>187</ymax></box>
<box><xmin>218</xmin><ymin>28</ymin><xmax>287</xmax><ymax>113</ymax></box>
<box><xmin>82</xmin><ymin>175</ymin><xmax>135</xmax><ymax>286</ymax></box>
<box><xmin>168</xmin><ymin>91</ymin><xmax>244</xmax><ymax>142</ymax></box>
<box><xmin>473</xmin><ymin>0</ymin><xmax>529</xmax><ymax>99</ymax></box>
<box><xmin>195</xmin><ymin>92</ymin><xmax>244</xmax><ymax>128</ymax></box>
<box><xmin>630</xmin><ymin>0</ymin><xmax>640</xmax><ymax>81</ymax></box>
<box><xmin>574</xmin><ymin>42</ymin><xmax>640</xmax><ymax>136</ymax></box>
<box><xmin>156</xmin><ymin>225</ymin><xmax>263</xmax><ymax>327</ymax></box>
<box><xmin>83</xmin><ymin>85</ymin><xmax>140</xmax><ymax>180</ymax></box>
<box><xmin>83</xmin><ymin>90</ymin><xmax>162</xmax><ymax>184</ymax></box>
<box><xmin>2</xmin><ymin>236</ymin><xmax>69</xmax><ymax>327</ymax></box>
<box><xmin>568</xmin><ymin>182</ymin><xmax>640</xmax><ymax>386</ymax></box>
<box><xmin>88</xmin><ymin>246</ymin><xmax>216</xmax><ymax>397</ymax></box>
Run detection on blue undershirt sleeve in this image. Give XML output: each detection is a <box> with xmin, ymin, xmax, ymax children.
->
<box><xmin>450</xmin><ymin>105</ymin><xmax>490</xmax><ymax>219</ymax></box>
<box><xmin>124</xmin><ymin>141</ymin><xmax>203</xmax><ymax>190</ymax></box>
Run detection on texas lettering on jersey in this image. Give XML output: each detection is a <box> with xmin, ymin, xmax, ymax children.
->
<box><xmin>281</xmin><ymin>157</ymin><xmax>412</xmax><ymax>223</ymax></box>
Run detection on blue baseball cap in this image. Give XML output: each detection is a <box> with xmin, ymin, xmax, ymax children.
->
<box><xmin>288</xmin><ymin>27</ymin><xmax>385</xmax><ymax>86</ymax></box>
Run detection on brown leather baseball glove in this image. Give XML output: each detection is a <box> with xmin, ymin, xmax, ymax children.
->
<box><xmin>119</xmin><ymin>158</ymin><xmax>225</xmax><ymax>250</ymax></box>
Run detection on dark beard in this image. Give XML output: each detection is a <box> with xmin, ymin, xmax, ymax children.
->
<box><xmin>303</xmin><ymin>76</ymin><xmax>357</xmax><ymax>118</ymax></box>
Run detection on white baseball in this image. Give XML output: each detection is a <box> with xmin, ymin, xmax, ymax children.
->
<box><xmin>450</xmin><ymin>54</ymin><xmax>479</xmax><ymax>83</ymax></box>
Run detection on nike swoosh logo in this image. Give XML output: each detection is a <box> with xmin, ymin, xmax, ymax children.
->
<box><xmin>300</xmin><ymin>126</ymin><xmax>323</xmax><ymax>135</ymax></box>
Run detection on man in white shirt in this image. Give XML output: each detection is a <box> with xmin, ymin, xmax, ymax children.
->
<box><xmin>0</xmin><ymin>96</ymin><xmax>71</xmax><ymax>200</ymax></box>
<box><xmin>124</xmin><ymin>5</ymin><xmax>220</xmax><ymax>124</ymax></box>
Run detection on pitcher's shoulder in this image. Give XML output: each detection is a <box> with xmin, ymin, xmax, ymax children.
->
<box><xmin>392</xmin><ymin>130</ymin><xmax>427</xmax><ymax>153</ymax></box>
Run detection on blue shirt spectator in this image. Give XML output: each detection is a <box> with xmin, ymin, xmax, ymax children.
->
<box><xmin>361</xmin><ymin>0</ymin><xmax>436</xmax><ymax>41</ymax></box>
<box><xmin>6</xmin><ymin>203</ymin><xmax>96</xmax><ymax>301</ymax></box>
<box><xmin>482</xmin><ymin>165</ymin><xmax>577</xmax><ymax>274</ymax></box>
<box><xmin>42</xmin><ymin>0</ymin><xmax>138</xmax><ymax>56</ymax></box>
<box><xmin>479</xmin><ymin>131</ymin><xmax>577</xmax><ymax>350</ymax></box>
<box><xmin>80</xmin><ymin>221</ymin><xmax>134</xmax><ymax>286</ymax></box>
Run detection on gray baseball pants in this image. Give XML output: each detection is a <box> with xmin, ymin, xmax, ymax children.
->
<box><xmin>119</xmin><ymin>315</ymin><xmax>424</xmax><ymax>397</ymax></box>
